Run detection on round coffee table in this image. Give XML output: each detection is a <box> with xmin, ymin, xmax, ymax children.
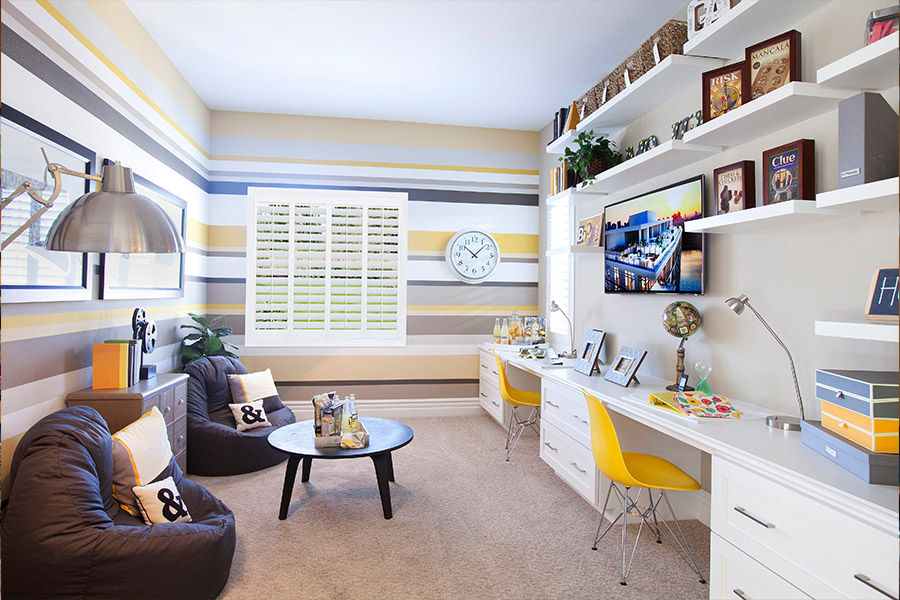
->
<box><xmin>268</xmin><ymin>417</ymin><xmax>414</xmax><ymax>520</ymax></box>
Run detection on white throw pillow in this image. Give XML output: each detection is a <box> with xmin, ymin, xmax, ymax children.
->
<box><xmin>111</xmin><ymin>406</ymin><xmax>173</xmax><ymax>516</ymax></box>
<box><xmin>133</xmin><ymin>476</ymin><xmax>193</xmax><ymax>524</ymax></box>
<box><xmin>227</xmin><ymin>369</ymin><xmax>278</xmax><ymax>403</ymax></box>
<box><xmin>228</xmin><ymin>398</ymin><xmax>272</xmax><ymax>431</ymax></box>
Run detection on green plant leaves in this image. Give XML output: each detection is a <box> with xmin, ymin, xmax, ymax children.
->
<box><xmin>180</xmin><ymin>312</ymin><xmax>240</xmax><ymax>367</ymax></box>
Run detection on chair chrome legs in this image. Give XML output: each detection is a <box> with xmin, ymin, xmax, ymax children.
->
<box><xmin>505</xmin><ymin>405</ymin><xmax>539</xmax><ymax>461</ymax></box>
<box><xmin>590</xmin><ymin>483</ymin><xmax>706</xmax><ymax>585</ymax></box>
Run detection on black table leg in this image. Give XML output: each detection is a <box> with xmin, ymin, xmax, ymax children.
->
<box><xmin>385</xmin><ymin>452</ymin><xmax>395</xmax><ymax>482</ymax></box>
<box><xmin>278</xmin><ymin>455</ymin><xmax>301</xmax><ymax>520</ymax></box>
<box><xmin>370</xmin><ymin>452</ymin><xmax>393</xmax><ymax>519</ymax></box>
<box><xmin>301</xmin><ymin>456</ymin><xmax>312</xmax><ymax>482</ymax></box>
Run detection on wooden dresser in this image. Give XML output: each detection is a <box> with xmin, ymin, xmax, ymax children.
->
<box><xmin>66</xmin><ymin>373</ymin><xmax>189</xmax><ymax>471</ymax></box>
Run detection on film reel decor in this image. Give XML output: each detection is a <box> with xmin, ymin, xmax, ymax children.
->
<box><xmin>132</xmin><ymin>307</ymin><xmax>158</xmax><ymax>380</ymax></box>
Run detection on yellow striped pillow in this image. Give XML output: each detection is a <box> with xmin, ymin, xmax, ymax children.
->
<box><xmin>111</xmin><ymin>406</ymin><xmax>173</xmax><ymax>516</ymax></box>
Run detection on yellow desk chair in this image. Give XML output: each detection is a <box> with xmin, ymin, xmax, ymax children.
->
<box><xmin>583</xmin><ymin>390</ymin><xmax>706</xmax><ymax>587</ymax></box>
<box><xmin>493</xmin><ymin>351</ymin><xmax>541</xmax><ymax>460</ymax></box>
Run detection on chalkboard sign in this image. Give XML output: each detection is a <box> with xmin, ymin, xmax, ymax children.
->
<box><xmin>865</xmin><ymin>265</ymin><xmax>899</xmax><ymax>321</ymax></box>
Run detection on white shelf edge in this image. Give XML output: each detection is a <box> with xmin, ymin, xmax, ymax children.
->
<box><xmin>546</xmin><ymin>184</ymin><xmax>608</xmax><ymax>206</ymax></box>
<box><xmin>682</xmin><ymin>0</ymin><xmax>761</xmax><ymax>58</ymax></box>
<box><xmin>587</xmin><ymin>140</ymin><xmax>722</xmax><ymax>191</ymax></box>
<box><xmin>815</xmin><ymin>178</ymin><xmax>899</xmax><ymax>212</ymax></box>
<box><xmin>815</xmin><ymin>320</ymin><xmax>899</xmax><ymax>343</ymax></box>
<box><xmin>546</xmin><ymin>129</ymin><xmax>576</xmax><ymax>154</ymax></box>
<box><xmin>570</xmin><ymin>245</ymin><xmax>604</xmax><ymax>253</ymax></box>
<box><xmin>816</xmin><ymin>32</ymin><xmax>900</xmax><ymax>90</ymax></box>
<box><xmin>685</xmin><ymin>200</ymin><xmax>860</xmax><ymax>233</ymax></box>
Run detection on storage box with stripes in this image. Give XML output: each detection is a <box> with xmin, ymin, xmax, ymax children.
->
<box><xmin>815</xmin><ymin>369</ymin><xmax>898</xmax><ymax>453</ymax></box>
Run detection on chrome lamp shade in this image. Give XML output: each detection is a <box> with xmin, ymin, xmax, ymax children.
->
<box><xmin>45</xmin><ymin>163</ymin><xmax>183</xmax><ymax>253</ymax></box>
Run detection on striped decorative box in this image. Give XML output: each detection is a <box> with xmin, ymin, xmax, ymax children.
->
<box><xmin>815</xmin><ymin>369</ymin><xmax>898</xmax><ymax>453</ymax></box>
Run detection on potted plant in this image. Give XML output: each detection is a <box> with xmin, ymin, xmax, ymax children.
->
<box><xmin>559</xmin><ymin>130</ymin><xmax>623</xmax><ymax>186</ymax></box>
<box><xmin>180</xmin><ymin>312</ymin><xmax>239</xmax><ymax>367</ymax></box>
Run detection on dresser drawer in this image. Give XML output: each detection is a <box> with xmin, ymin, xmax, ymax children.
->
<box><xmin>711</xmin><ymin>457</ymin><xmax>898</xmax><ymax>599</ymax></box>
<box><xmin>542</xmin><ymin>379</ymin><xmax>591</xmax><ymax>447</ymax></box>
<box><xmin>173</xmin><ymin>382</ymin><xmax>187</xmax><ymax>421</ymax></box>
<box><xmin>540</xmin><ymin>420</ymin><xmax>598</xmax><ymax>504</ymax></box>
<box><xmin>479</xmin><ymin>377</ymin><xmax>503</xmax><ymax>423</ymax></box>
<box><xmin>710</xmin><ymin>532</ymin><xmax>812</xmax><ymax>600</ymax></box>
<box><xmin>479</xmin><ymin>350</ymin><xmax>500</xmax><ymax>387</ymax></box>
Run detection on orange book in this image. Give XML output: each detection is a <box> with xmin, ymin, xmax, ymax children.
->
<box><xmin>93</xmin><ymin>343</ymin><xmax>129</xmax><ymax>389</ymax></box>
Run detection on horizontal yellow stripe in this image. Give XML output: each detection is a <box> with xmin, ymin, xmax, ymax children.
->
<box><xmin>38</xmin><ymin>0</ymin><xmax>208</xmax><ymax>157</ymax></box>
<box><xmin>1</xmin><ymin>303</ymin><xmax>206</xmax><ymax>330</ymax></box>
<box><xmin>187</xmin><ymin>217</ymin><xmax>208</xmax><ymax>247</ymax></box>
<box><xmin>210</xmin><ymin>154</ymin><xmax>537</xmax><ymax>176</ymax></box>
<box><xmin>209</xmin><ymin>225</ymin><xmax>245</xmax><ymax>249</ymax></box>
<box><xmin>242</xmin><ymin>354</ymin><xmax>477</xmax><ymax>381</ymax></box>
<box><xmin>409</xmin><ymin>231</ymin><xmax>538</xmax><ymax>255</ymax></box>
<box><xmin>409</xmin><ymin>309</ymin><xmax>538</xmax><ymax>317</ymax></box>
<box><xmin>207</xmin><ymin>304</ymin><xmax>246</xmax><ymax>314</ymax></box>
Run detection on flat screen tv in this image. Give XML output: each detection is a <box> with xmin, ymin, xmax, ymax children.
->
<box><xmin>603</xmin><ymin>175</ymin><xmax>705</xmax><ymax>294</ymax></box>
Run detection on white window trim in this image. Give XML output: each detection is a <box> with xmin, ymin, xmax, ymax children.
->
<box><xmin>245</xmin><ymin>187</ymin><xmax>408</xmax><ymax>348</ymax></box>
<box><xmin>546</xmin><ymin>195</ymin><xmax>574</xmax><ymax>355</ymax></box>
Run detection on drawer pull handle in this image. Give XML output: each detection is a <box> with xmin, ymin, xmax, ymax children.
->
<box><xmin>164</xmin><ymin>406</ymin><xmax>171</xmax><ymax>413</ymax></box>
<box><xmin>733</xmin><ymin>506</ymin><xmax>775</xmax><ymax>529</ymax></box>
<box><xmin>546</xmin><ymin>400</ymin><xmax>560</xmax><ymax>408</ymax></box>
<box><xmin>177</xmin><ymin>398</ymin><xmax>184</xmax><ymax>405</ymax></box>
<box><xmin>570</xmin><ymin>462</ymin><xmax>586</xmax><ymax>473</ymax></box>
<box><xmin>481</xmin><ymin>364</ymin><xmax>488</xmax><ymax>369</ymax></box>
<box><xmin>543</xmin><ymin>442</ymin><xmax>558</xmax><ymax>452</ymax></box>
<box><xmin>480</xmin><ymin>393</ymin><xmax>487</xmax><ymax>398</ymax></box>
<box><xmin>491</xmin><ymin>370</ymin><xmax>498</xmax><ymax>376</ymax></box>
<box><xmin>854</xmin><ymin>574</ymin><xmax>899</xmax><ymax>600</ymax></box>
<box><xmin>571</xmin><ymin>414</ymin><xmax>588</xmax><ymax>424</ymax></box>
<box><xmin>732</xmin><ymin>589</ymin><xmax>750</xmax><ymax>600</ymax></box>
<box><xmin>835</xmin><ymin>391</ymin><xmax>844</xmax><ymax>399</ymax></box>
<box><xmin>491</xmin><ymin>401</ymin><xmax>500</xmax><ymax>407</ymax></box>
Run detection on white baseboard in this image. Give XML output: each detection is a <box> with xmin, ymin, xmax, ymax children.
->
<box><xmin>286</xmin><ymin>397</ymin><xmax>483</xmax><ymax>420</ymax></box>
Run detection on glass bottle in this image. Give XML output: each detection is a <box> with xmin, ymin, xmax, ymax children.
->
<box><xmin>346</xmin><ymin>394</ymin><xmax>358</xmax><ymax>431</ymax></box>
<box><xmin>492</xmin><ymin>317</ymin><xmax>502</xmax><ymax>344</ymax></box>
<box><xmin>500</xmin><ymin>318</ymin><xmax>510</xmax><ymax>344</ymax></box>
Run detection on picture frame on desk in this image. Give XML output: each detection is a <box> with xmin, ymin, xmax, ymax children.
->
<box><xmin>576</xmin><ymin>213</ymin><xmax>604</xmax><ymax>247</ymax></box>
<box><xmin>713</xmin><ymin>160</ymin><xmax>755</xmax><ymax>215</ymax></box>
<box><xmin>762</xmin><ymin>139</ymin><xmax>814</xmax><ymax>205</ymax></box>
<box><xmin>702</xmin><ymin>61</ymin><xmax>749</xmax><ymax>123</ymax></box>
<box><xmin>864</xmin><ymin>265</ymin><xmax>899</xmax><ymax>322</ymax></box>
<box><xmin>604</xmin><ymin>346</ymin><xmax>647</xmax><ymax>387</ymax></box>
<box><xmin>573</xmin><ymin>329</ymin><xmax>606</xmax><ymax>376</ymax></box>
<box><xmin>745</xmin><ymin>30</ymin><xmax>801</xmax><ymax>101</ymax></box>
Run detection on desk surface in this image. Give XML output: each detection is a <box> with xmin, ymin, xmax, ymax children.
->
<box><xmin>498</xmin><ymin>349</ymin><xmax>899</xmax><ymax>534</ymax></box>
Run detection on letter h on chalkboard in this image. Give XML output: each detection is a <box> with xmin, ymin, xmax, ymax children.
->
<box><xmin>866</xmin><ymin>265</ymin><xmax>899</xmax><ymax>321</ymax></box>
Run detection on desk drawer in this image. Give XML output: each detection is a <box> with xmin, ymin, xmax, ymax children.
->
<box><xmin>540</xmin><ymin>420</ymin><xmax>597</xmax><ymax>504</ymax></box>
<box><xmin>542</xmin><ymin>379</ymin><xmax>591</xmax><ymax>447</ymax></box>
<box><xmin>479</xmin><ymin>377</ymin><xmax>503</xmax><ymax>423</ymax></box>
<box><xmin>710</xmin><ymin>532</ymin><xmax>812</xmax><ymax>600</ymax></box>
<box><xmin>712</xmin><ymin>457</ymin><xmax>898</xmax><ymax>599</ymax></box>
<box><xmin>479</xmin><ymin>350</ymin><xmax>500</xmax><ymax>387</ymax></box>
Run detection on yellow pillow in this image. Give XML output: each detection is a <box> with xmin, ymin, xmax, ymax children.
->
<box><xmin>111</xmin><ymin>406</ymin><xmax>173</xmax><ymax>516</ymax></box>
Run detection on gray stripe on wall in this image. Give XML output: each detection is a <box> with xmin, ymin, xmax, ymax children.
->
<box><xmin>408</xmin><ymin>316</ymin><xmax>496</xmax><ymax>335</ymax></box>
<box><xmin>277</xmin><ymin>381</ymin><xmax>478</xmax><ymax>402</ymax></box>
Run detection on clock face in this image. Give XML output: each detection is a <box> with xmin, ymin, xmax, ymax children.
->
<box><xmin>445</xmin><ymin>229</ymin><xmax>500</xmax><ymax>284</ymax></box>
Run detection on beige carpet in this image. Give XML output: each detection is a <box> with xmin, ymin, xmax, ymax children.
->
<box><xmin>193</xmin><ymin>415</ymin><xmax>710</xmax><ymax>600</ymax></box>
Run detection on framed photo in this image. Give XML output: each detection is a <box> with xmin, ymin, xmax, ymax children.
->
<box><xmin>573</xmin><ymin>329</ymin><xmax>606</xmax><ymax>376</ymax></box>
<box><xmin>99</xmin><ymin>165</ymin><xmax>186</xmax><ymax>299</ymax></box>
<box><xmin>713</xmin><ymin>160</ymin><xmax>755</xmax><ymax>215</ymax></box>
<box><xmin>865</xmin><ymin>265</ymin><xmax>899</xmax><ymax>322</ymax></box>
<box><xmin>1</xmin><ymin>105</ymin><xmax>96</xmax><ymax>303</ymax></box>
<box><xmin>702</xmin><ymin>61</ymin><xmax>749</xmax><ymax>122</ymax></box>
<box><xmin>745</xmin><ymin>30</ymin><xmax>801</xmax><ymax>100</ymax></box>
<box><xmin>604</xmin><ymin>346</ymin><xmax>648</xmax><ymax>387</ymax></box>
<box><xmin>762</xmin><ymin>139</ymin><xmax>815</xmax><ymax>205</ymax></box>
<box><xmin>576</xmin><ymin>213</ymin><xmax>604</xmax><ymax>247</ymax></box>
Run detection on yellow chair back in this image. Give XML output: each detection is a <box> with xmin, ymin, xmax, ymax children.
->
<box><xmin>583</xmin><ymin>390</ymin><xmax>639</xmax><ymax>487</ymax></box>
<box><xmin>493</xmin><ymin>351</ymin><xmax>540</xmax><ymax>408</ymax></box>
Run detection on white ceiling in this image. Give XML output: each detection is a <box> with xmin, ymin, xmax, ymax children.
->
<box><xmin>125</xmin><ymin>0</ymin><xmax>687</xmax><ymax>131</ymax></box>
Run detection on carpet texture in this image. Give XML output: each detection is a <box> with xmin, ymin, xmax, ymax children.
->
<box><xmin>194</xmin><ymin>415</ymin><xmax>710</xmax><ymax>600</ymax></box>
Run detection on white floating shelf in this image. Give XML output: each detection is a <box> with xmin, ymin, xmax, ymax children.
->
<box><xmin>682</xmin><ymin>82</ymin><xmax>855</xmax><ymax>148</ymax></box>
<box><xmin>685</xmin><ymin>200</ymin><xmax>859</xmax><ymax>234</ymax></box>
<box><xmin>584</xmin><ymin>140</ymin><xmax>721</xmax><ymax>194</ymax></box>
<box><xmin>683</xmin><ymin>0</ymin><xmax>831</xmax><ymax>60</ymax></box>
<box><xmin>570</xmin><ymin>245</ymin><xmax>604</xmax><ymax>253</ymax></box>
<box><xmin>576</xmin><ymin>54</ymin><xmax>725</xmax><ymax>136</ymax></box>
<box><xmin>816</xmin><ymin>178</ymin><xmax>899</xmax><ymax>212</ymax></box>
<box><xmin>817</xmin><ymin>32</ymin><xmax>899</xmax><ymax>91</ymax></box>
<box><xmin>545</xmin><ymin>184</ymin><xmax>607</xmax><ymax>206</ymax></box>
<box><xmin>815</xmin><ymin>320</ymin><xmax>899</xmax><ymax>343</ymax></box>
<box><xmin>546</xmin><ymin>129</ymin><xmax>576</xmax><ymax>155</ymax></box>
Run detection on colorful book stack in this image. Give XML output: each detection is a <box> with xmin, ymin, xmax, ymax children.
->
<box><xmin>550</xmin><ymin>163</ymin><xmax>575</xmax><ymax>196</ymax></box>
<box><xmin>92</xmin><ymin>340</ymin><xmax>140</xmax><ymax>389</ymax></box>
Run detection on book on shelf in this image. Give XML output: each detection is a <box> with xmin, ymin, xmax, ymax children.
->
<box><xmin>92</xmin><ymin>342</ymin><xmax>130</xmax><ymax>389</ymax></box>
<box><xmin>105</xmin><ymin>339</ymin><xmax>140</xmax><ymax>386</ymax></box>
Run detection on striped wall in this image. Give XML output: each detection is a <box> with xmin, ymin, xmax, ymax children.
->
<box><xmin>1</xmin><ymin>0</ymin><xmax>540</xmax><ymax>497</ymax></box>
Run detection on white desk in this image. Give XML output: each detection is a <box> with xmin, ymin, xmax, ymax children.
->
<box><xmin>491</xmin><ymin>348</ymin><xmax>899</xmax><ymax>600</ymax></box>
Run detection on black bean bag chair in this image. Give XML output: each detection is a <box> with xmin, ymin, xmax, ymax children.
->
<box><xmin>184</xmin><ymin>356</ymin><xmax>296</xmax><ymax>475</ymax></box>
<box><xmin>0</xmin><ymin>405</ymin><xmax>235</xmax><ymax>600</ymax></box>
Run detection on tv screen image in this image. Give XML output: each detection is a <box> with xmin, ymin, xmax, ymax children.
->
<box><xmin>603</xmin><ymin>175</ymin><xmax>705</xmax><ymax>294</ymax></box>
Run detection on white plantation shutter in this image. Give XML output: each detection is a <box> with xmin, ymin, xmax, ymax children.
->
<box><xmin>247</xmin><ymin>189</ymin><xmax>407</xmax><ymax>347</ymax></box>
<box><xmin>546</xmin><ymin>196</ymin><xmax>573</xmax><ymax>354</ymax></box>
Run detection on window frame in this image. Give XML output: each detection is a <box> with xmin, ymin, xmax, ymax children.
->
<box><xmin>545</xmin><ymin>194</ymin><xmax>574</xmax><ymax>355</ymax></box>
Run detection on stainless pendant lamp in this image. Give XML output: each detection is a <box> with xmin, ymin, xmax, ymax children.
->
<box><xmin>45</xmin><ymin>162</ymin><xmax>183</xmax><ymax>253</ymax></box>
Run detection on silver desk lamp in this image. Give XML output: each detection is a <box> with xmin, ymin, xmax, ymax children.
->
<box><xmin>725</xmin><ymin>294</ymin><xmax>804</xmax><ymax>431</ymax></box>
<box><xmin>549</xmin><ymin>300</ymin><xmax>576</xmax><ymax>358</ymax></box>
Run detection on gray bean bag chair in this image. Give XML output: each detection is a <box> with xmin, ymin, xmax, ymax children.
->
<box><xmin>184</xmin><ymin>356</ymin><xmax>296</xmax><ymax>475</ymax></box>
<box><xmin>0</xmin><ymin>405</ymin><xmax>235</xmax><ymax>599</ymax></box>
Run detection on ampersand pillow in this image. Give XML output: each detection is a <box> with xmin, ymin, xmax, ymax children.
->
<box><xmin>111</xmin><ymin>406</ymin><xmax>173</xmax><ymax>516</ymax></box>
<box><xmin>228</xmin><ymin>398</ymin><xmax>272</xmax><ymax>431</ymax></box>
<box><xmin>133</xmin><ymin>476</ymin><xmax>193</xmax><ymax>524</ymax></box>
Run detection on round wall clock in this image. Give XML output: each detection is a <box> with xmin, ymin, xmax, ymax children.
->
<box><xmin>445</xmin><ymin>229</ymin><xmax>501</xmax><ymax>284</ymax></box>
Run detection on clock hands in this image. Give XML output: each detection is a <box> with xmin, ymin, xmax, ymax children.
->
<box><xmin>463</xmin><ymin>246</ymin><xmax>478</xmax><ymax>258</ymax></box>
<box><xmin>472</xmin><ymin>244</ymin><xmax>488</xmax><ymax>257</ymax></box>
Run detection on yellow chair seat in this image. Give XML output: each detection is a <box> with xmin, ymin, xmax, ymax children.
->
<box><xmin>621</xmin><ymin>452</ymin><xmax>701</xmax><ymax>492</ymax></box>
<box><xmin>506</xmin><ymin>388</ymin><xmax>541</xmax><ymax>408</ymax></box>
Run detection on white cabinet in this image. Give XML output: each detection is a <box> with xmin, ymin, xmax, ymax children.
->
<box><xmin>710</xmin><ymin>456</ymin><xmax>899</xmax><ymax>600</ymax></box>
<box><xmin>478</xmin><ymin>348</ymin><xmax>541</xmax><ymax>428</ymax></box>
<box><xmin>709</xmin><ymin>532</ymin><xmax>812</xmax><ymax>600</ymax></box>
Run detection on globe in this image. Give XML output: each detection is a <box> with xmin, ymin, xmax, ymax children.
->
<box><xmin>662</xmin><ymin>301</ymin><xmax>702</xmax><ymax>339</ymax></box>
